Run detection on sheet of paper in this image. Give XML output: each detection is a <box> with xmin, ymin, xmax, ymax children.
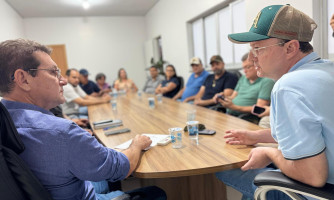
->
<box><xmin>114</xmin><ymin>134</ymin><xmax>169</xmax><ymax>150</ymax></box>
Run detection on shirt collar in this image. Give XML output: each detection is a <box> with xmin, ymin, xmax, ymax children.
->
<box><xmin>1</xmin><ymin>99</ymin><xmax>54</xmax><ymax>116</ymax></box>
<box><xmin>289</xmin><ymin>52</ymin><xmax>320</xmax><ymax>73</ymax></box>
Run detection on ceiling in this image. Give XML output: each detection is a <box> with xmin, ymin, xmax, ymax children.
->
<box><xmin>5</xmin><ymin>0</ymin><xmax>160</xmax><ymax>18</ymax></box>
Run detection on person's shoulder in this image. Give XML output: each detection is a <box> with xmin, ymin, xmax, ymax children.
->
<box><xmin>63</xmin><ymin>83</ymin><xmax>75</xmax><ymax>92</ymax></box>
<box><xmin>88</xmin><ymin>80</ymin><xmax>97</xmax><ymax>85</ymax></box>
<box><xmin>202</xmin><ymin>70</ymin><xmax>209</xmax><ymax>76</ymax></box>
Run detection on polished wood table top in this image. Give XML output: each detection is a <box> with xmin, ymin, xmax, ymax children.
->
<box><xmin>88</xmin><ymin>93</ymin><xmax>261</xmax><ymax>178</ymax></box>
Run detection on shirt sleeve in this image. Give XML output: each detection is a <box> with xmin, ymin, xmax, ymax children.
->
<box><xmin>171</xmin><ymin>77</ymin><xmax>180</xmax><ymax>87</ymax></box>
<box><xmin>234</xmin><ymin>76</ymin><xmax>243</xmax><ymax>92</ymax></box>
<box><xmin>258</xmin><ymin>78</ymin><xmax>275</xmax><ymax>100</ymax></box>
<box><xmin>66</xmin><ymin>124</ymin><xmax>130</xmax><ymax>182</ymax></box>
<box><xmin>225</xmin><ymin>73</ymin><xmax>238</xmax><ymax>90</ymax></box>
<box><xmin>63</xmin><ymin>85</ymin><xmax>81</xmax><ymax>103</ymax></box>
<box><xmin>77</xmin><ymin>86</ymin><xmax>88</xmax><ymax>98</ymax></box>
<box><xmin>271</xmin><ymin>89</ymin><xmax>325</xmax><ymax>160</ymax></box>
<box><xmin>92</xmin><ymin>82</ymin><xmax>101</xmax><ymax>93</ymax></box>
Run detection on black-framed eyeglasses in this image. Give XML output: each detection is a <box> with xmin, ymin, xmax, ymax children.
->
<box><xmin>29</xmin><ymin>68</ymin><xmax>62</xmax><ymax>79</ymax></box>
<box><xmin>11</xmin><ymin>68</ymin><xmax>62</xmax><ymax>80</ymax></box>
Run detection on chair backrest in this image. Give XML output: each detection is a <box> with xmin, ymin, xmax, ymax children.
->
<box><xmin>176</xmin><ymin>76</ymin><xmax>184</xmax><ymax>93</ymax></box>
<box><xmin>226</xmin><ymin>68</ymin><xmax>242</xmax><ymax>80</ymax></box>
<box><xmin>0</xmin><ymin>102</ymin><xmax>53</xmax><ymax>200</ymax></box>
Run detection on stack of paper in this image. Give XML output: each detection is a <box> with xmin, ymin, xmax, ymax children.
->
<box><xmin>115</xmin><ymin>134</ymin><xmax>169</xmax><ymax>150</ymax></box>
<box><xmin>93</xmin><ymin>119</ymin><xmax>123</xmax><ymax>129</ymax></box>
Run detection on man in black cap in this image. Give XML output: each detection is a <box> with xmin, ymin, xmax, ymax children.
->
<box><xmin>194</xmin><ymin>55</ymin><xmax>238</xmax><ymax>108</ymax></box>
<box><xmin>79</xmin><ymin>68</ymin><xmax>101</xmax><ymax>97</ymax></box>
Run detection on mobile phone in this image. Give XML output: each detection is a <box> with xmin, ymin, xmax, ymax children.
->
<box><xmin>198</xmin><ymin>129</ymin><xmax>216</xmax><ymax>135</ymax></box>
<box><xmin>217</xmin><ymin>95</ymin><xmax>225</xmax><ymax>101</ymax></box>
<box><xmin>252</xmin><ymin>105</ymin><xmax>266</xmax><ymax>115</ymax></box>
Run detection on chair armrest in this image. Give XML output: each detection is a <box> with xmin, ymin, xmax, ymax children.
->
<box><xmin>254</xmin><ymin>171</ymin><xmax>334</xmax><ymax>200</ymax></box>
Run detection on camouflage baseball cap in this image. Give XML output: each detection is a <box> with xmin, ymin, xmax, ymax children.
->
<box><xmin>228</xmin><ymin>5</ymin><xmax>317</xmax><ymax>43</ymax></box>
<box><xmin>210</xmin><ymin>55</ymin><xmax>224</xmax><ymax>64</ymax></box>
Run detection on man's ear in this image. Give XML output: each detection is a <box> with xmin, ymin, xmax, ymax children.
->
<box><xmin>285</xmin><ymin>40</ymin><xmax>300</xmax><ymax>59</ymax></box>
<box><xmin>13</xmin><ymin>69</ymin><xmax>32</xmax><ymax>91</ymax></box>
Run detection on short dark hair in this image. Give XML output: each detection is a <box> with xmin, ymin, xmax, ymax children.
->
<box><xmin>150</xmin><ymin>65</ymin><xmax>158</xmax><ymax>70</ymax></box>
<box><xmin>241</xmin><ymin>53</ymin><xmax>249</xmax><ymax>62</ymax></box>
<box><xmin>96</xmin><ymin>73</ymin><xmax>106</xmax><ymax>81</ymax></box>
<box><xmin>0</xmin><ymin>39</ymin><xmax>51</xmax><ymax>95</ymax></box>
<box><xmin>279</xmin><ymin>39</ymin><xmax>313</xmax><ymax>53</ymax></box>
<box><xmin>66</xmin><ymin>68</ymin><xmax>78</xmax><ymax>76</ymax></box>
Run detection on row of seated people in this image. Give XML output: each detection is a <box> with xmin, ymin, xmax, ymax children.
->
<box><xmin>69</xmin><ymin>53</ymin><xmax>274</xmax><ymax>127</ymax></box>
<box><xmin>145</xmin><ymin>54</ymin><xmax>274</xmax><ymax>126</ymax></box>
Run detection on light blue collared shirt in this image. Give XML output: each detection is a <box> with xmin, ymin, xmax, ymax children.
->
<box><xmin>270</xmin><ymin>52</ymin><xmax>334</xmax><ymax>184</ymax></box>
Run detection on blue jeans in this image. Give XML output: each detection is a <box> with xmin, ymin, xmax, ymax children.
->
<box><xmin>91</xmin><ymin>181</ymin><xmax>166</xmax><ymax>200</ymax></box>
<box><xmin>215</xmin><ymin>168</ymin><xmax>293</xmax><ymax>200</ymax></box>
<box><xmin>68</xmin><ymin>106</ymin><xmax>88</xmax><ymax>119</ymax></box>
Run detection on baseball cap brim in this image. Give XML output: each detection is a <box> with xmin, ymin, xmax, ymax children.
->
<box><xmin>228</xmin><ymin>32</ymin><xmax>270</xmax><ymax>44</ymax></box>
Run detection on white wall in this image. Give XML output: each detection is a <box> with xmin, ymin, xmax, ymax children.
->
<box><xmin>24</xmin><ymin>17</ymin><xmax>147</xmax><ymax>88</ymax></box>
<box><xmin>145</xmin><ymin>0</ymin><xmax>315</xmax><ymax>83</ymax></box>
<box><xmin>0</xmin><ymin>0</ymin><xmax>25</xmax><ymax>41</ymax></box>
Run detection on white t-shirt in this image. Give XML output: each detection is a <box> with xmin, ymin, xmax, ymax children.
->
<box><xmin>62</xmin><ymin>84</ymin><xmax>87</xmax><ymax>115</ymax></box>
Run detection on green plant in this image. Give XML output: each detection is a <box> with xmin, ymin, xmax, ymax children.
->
<box><xmin>150</xmin><ymin>57</ymin><xmax>167</xmax><ymax>75</ymax></box>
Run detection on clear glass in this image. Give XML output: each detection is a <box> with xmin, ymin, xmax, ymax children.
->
<box><xmin>156</xmin><ymin>94</ymin><xmax>163</xmax><ymax>103</ymax></box>
<box><xmin>186</xmin><ymin>121</ymin><xmax>199</xmax><ymax>145</ymax></box>
<box><xmin>111</xmin><ymin>100</ymin><xmax>117</xmax><ymax>111</ymax></box>
<box><xmin>169</xmin><ymin>127</ymin><xmax>183</xmax><ymax>149</ymax></box>
<box><xmin>187</xmin><ymin>110</ymin><xmax>196</xmax><ymax>121</ymax></box>
<box><xmin>148</xmin><ymin>97</ymin><xmax>155</xmax><ymax>108</ymax></box>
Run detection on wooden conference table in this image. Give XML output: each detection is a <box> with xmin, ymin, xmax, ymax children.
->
<box><xmin>88</xmin><ymin>93</ymin><xmax>261</xmax><ymax>200</ymax></box>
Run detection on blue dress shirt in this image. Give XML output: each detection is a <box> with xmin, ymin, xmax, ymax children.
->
<box><xmin>2</xmin><ymin>100</ymin><xmax>130</xmax><ymax>200</ymax></box>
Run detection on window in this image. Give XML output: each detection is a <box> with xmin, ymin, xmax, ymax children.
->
<box><xmin>191</xmin><ymin>0</ymin><xmax>247</xmax><ymax>68</ymax></box>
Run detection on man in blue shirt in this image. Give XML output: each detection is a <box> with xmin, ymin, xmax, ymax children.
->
<box><xmin>172</xmin><ymin>57</ymin><xmax>209</xmax><ymax>103</ymax></box>
<box><xmin>215</xmin><ymin>5</ymin><xmax>334</xmax><ymax>200</ymax></box>
<box><xmin>194</xmin><ymin>55</ymin><xmax>238</xmax><ymax>107</ymax></box>
<box><xmin>0</xmin><ymin>39</ymin><xmax>166</xmax><ymax>200</ymax></box>
<box><xmin>79</xmin><ymin>68</ymin><xmax>102</xmax><ymax>96</ymax></box>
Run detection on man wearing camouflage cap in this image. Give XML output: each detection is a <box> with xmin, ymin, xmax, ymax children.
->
<box><xmin>215</xmin><ymin>4</ymin><xmax>334</xmax><ymax>199</ymax></box>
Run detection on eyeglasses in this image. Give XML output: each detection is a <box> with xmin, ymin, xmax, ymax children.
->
<box><xmin>11</xmin><ymin>68</ymin><xmax>62</xmax><ymax>81</ymax></box>
<box><xmin>28</xmin><ymin>68</ymin><xmax>62</xmax><ymax>79</ymax></box>
<box><xmin>250</xmin><ymin>42</ymin><xmax>285</xmax><ymax>57</ymax></box>
<box><xmin>242</xmin><ymin>65</ymin><xmax>254</xmax><ymax>70</ymax></box>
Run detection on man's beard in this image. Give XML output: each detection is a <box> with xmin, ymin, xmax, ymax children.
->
<box><xmin>214</xmin><ymin>69</ymin><xmax>223</xmax><ymax>76</ymax></box>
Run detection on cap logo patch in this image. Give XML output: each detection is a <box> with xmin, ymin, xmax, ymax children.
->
<box><xmin>252</xmin><ymin>11</ymin><xmax>261</xmax><ymax>28</ymax></box>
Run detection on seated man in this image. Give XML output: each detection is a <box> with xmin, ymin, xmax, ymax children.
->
<box><xmin>216</xmin><ymin>53</ymin><xmax>274</xmax><ymax>124</ymax></box>
<box><xmin>215</xmin><ymin>5</ymin><xmax>334</xmax><ymax>200</ymax></box>
<box><xmin>79</xmin><ymin>68</ymin><xmax>102</xmax><ymax>97</ymax></box>
<box><xmin>62</xmin><ymin>68</ymin><xmax>111</xmax><ymax>119</ymax></box>
<box><xmin>172</xmin><ymin>57</ymin><xmax>209</xmax><ymax>103</ymax></box>
<box><xmin>194</xmin><ymin>55</ymin><xmax>238</xmax><ymax>108</ymax></box>
<box><xmin>0</xmin><ymin>39</ymin><xmax>166</xmax><ymax>200</ymax></box>
<box><xmin>143</xmin><ymin>65</ymin><xmax>165</xmax><ymax>94</ymax></box>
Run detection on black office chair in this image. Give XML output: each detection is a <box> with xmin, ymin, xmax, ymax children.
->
<box><xmin>254</xmin><ymin>171</ymin><xmax>334</xmax><ymax>200</ymax></box>
<box><xmin>176</xmin><ymin>76</ymin><xmax>184</xmax><ymax>93</ymax></box>
<box><xmin>0</xmin><ymin>102</ymin><xmax>53</xmax><ymax>200</ymax></box>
